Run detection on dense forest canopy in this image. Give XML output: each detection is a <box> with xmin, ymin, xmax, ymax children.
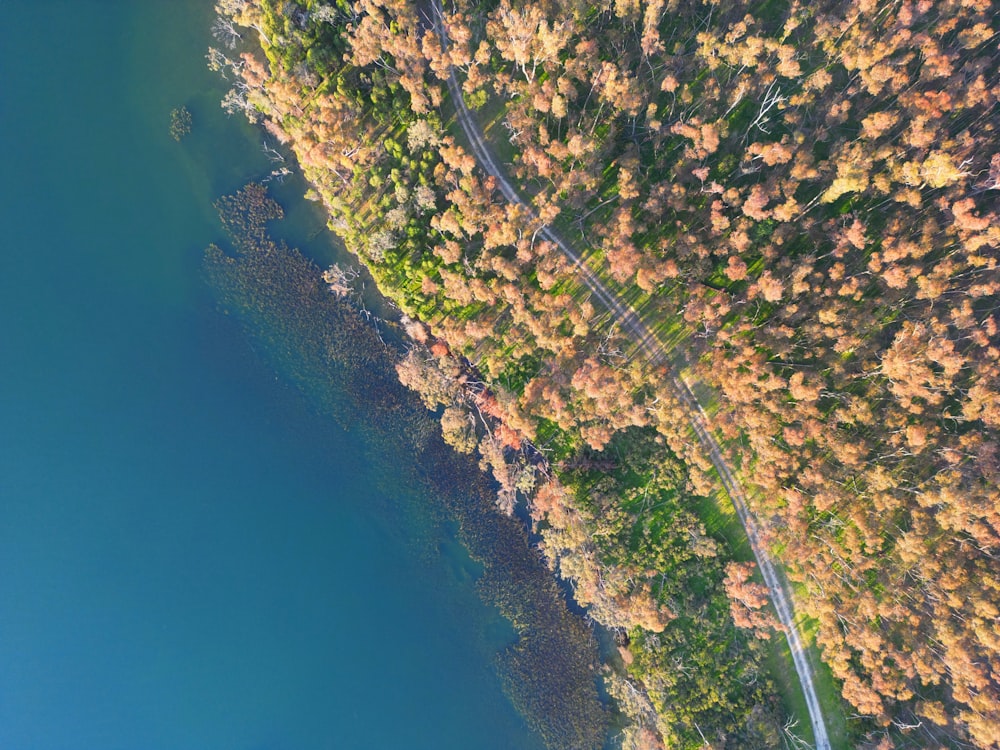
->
<box><xmin>209</xmin><ymin>0</ymin><xmax>999</xmax><ymax>747</ymax></box>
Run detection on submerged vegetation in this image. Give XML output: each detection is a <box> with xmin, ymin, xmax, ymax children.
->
<box><xmin>204</xmin><ymin>183</ymin><xmax>608</xmax><ymax>750</ymax></box>
<box><xmin>169</xmin><ymin>106</ymin><xmax>193</xmax><ymax>141</ymax></box>
<box><xmin>207</xmin><ymin>0</ymin><xmax>999</xmax><ymax>748</ymax></box>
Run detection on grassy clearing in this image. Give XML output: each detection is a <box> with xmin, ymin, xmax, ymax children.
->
<box><xmin>795</xmin><ymin>599</ymin><xmax>853</xmax><ymax>749</ymax></box>
<box><xmin>476</xmin><ymin>95</ymin><xmax>521</xmax><ymax>173</ymax></box>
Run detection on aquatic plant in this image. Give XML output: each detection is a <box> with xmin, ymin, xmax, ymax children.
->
<box><xmin>169</xmin><ymin>106</ymin><xmax>192</xmax><ymax>141</ymax></box>
<box><xmin>203</xmin><ymin>183</ymin><xmax>609</xmax><ymax>750</ymax></box>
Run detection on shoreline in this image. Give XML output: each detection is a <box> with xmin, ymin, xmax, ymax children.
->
<box><xmin>203</xmin><ymin>3</ymin><xmax>805</xmax><ymax>745</ymax></box>
<box><xmin>204</xmin><ymin>182</ymin><xmax>611</xmax><ymax>749</ymax></box>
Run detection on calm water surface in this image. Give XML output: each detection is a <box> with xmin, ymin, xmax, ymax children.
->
<box><xmin>0</xmin><ymin>3</ymin><xmax>543</xmax><ymax>748</ymax></box>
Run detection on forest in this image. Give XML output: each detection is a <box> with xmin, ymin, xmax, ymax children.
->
<box><xmin>208</xmin><ymin>0</ymin><xmax>999</xmax><ymax>748</ymax></box>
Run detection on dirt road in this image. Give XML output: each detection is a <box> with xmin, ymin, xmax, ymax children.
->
<box><xmin>429</xmin><ymin>5</ymin><xmax>832</xmax><ymax>747</ymax></box>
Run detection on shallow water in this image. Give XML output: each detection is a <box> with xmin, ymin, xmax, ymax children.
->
<box><xmin>0</xmin><ymin>3</ymin><xmax>544</xmax><ymax>748</ymax></box>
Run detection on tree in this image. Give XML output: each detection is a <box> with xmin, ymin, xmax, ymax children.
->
<box><xmin>440</xmin><ymin>404</ymin><xmax>477</xmax><ymax>453</ymax></box>
<box><xmin>724</xmin><ymin>562</ymin><xmax>780</xmax><ymax>639</ymax></box>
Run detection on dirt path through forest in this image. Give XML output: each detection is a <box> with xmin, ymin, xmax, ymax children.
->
<box><xmin>429</xmin><ymin>4</ymin><xmax>832</xmax><ymax>747</ymax></box>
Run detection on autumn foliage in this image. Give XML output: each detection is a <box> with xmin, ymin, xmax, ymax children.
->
<box><xmin>213</xmin><ymin>0</ymin><xmax>999</xmax><ymax>746</ymax></box>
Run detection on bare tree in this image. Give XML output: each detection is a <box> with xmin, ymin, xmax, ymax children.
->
<box><xmin>211</xmin><ymin>16</ymin><xmax>243</xmax><ymax>49</ymax></box>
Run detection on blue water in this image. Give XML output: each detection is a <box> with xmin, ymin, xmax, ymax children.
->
<box><xmin>0</xmin><ymin>3</ymin><xmax>542</xmax><ymax>748</ymax></box>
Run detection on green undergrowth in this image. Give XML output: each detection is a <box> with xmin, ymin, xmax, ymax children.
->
<box><xmin>555</xmin><ymin>426</ymin><xmax>796</xmax><ymax>748</ymax></box>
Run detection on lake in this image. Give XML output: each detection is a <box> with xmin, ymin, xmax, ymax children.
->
<box><xmin>0</xmin><ymin>2</ymin><xmax>546</xmax><ymax>748</ymax></box>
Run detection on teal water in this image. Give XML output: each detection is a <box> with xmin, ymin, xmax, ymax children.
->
<box><xmin>0</xmin><ymin>3</ymin><xmax>544</xmax><ymax>748</ymax></box>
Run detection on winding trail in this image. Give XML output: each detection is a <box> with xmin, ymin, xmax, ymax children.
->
<box><xmin>430</xmin><ymin>4</ymin><xmax>832</xmax><ymax>748</ymax></box>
